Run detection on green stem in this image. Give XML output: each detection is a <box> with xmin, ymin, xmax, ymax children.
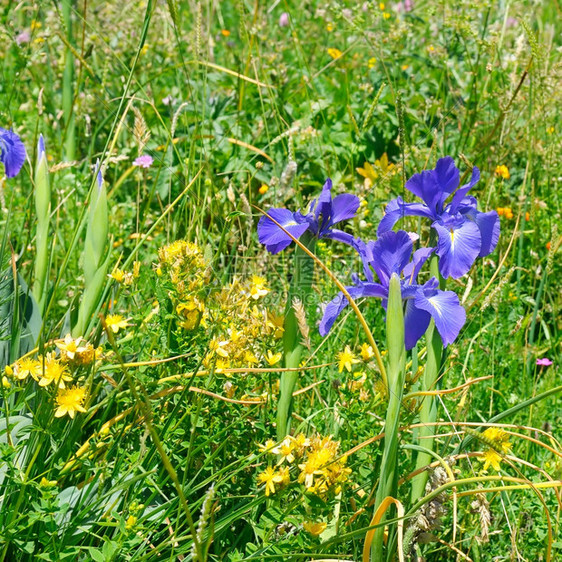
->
<box><xmin>410</xmin><ymin>322</ymin><xmax>442</xmax><ymax>503</ymax></box>
<box><xmin>410</xmin><ymin>255</ymin><xmax>443</xmax><ymax>504</ymax></box>
<box><xmin>276</xmin><ymin>235</ymin><xmax>316</xmax><ymax>441</ymax></box>
<box><xmin>371</xmin><ymin>275</ymin><xmax>406</xmax><ymax>560</ymax></box>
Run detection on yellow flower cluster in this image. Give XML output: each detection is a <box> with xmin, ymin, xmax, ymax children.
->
<box><xmin>495</xmin><ymin>165</ymin><xmax>510</xmax><ymax>180</ymax></box>
<box><xmin>327</xmin><ymin>48</ymin><xmax>343</xmax><ymax>60</ymax></box>
<box><xmin>4</xmin><ymin>334</ymin><xmax>99</xmax><ymax>418</ymax></box>
<box><xmin>496</xmin><ymin>206</ymin><xmax>514</xmax><ymax>219</ymax></box>
<box><xmin>203</xmin><ymin>277</ymin><xmax>281</xmax><ymax>373</ymax></box>
<box><xmin>157</xmin><ymin>240</ymin><xmax>211</xmax><ymax>330</ymax></box>
<box><xmin>257</xmin><ymin>434</ymin><xmax>352</xmax><ymax>499</ymax></box>
<box><xmin>157</xmin><ymin>240</ymin><xmax>284</xmax><ymax>397</ymax></box>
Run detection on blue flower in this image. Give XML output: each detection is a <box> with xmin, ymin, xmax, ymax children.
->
<box><xmin>377</xmin><ymin>157</ymin><xmax>500</xmax><ymax>278</ymax></box>
<box><xmin>0</xmin><ymin>128</ymin><xmax>26</xmax><ymax>178</ymax></box>
<box><xmin>257</xmin><ymin>178</ymin><xmax>360</xmax><ymax>253</ymax></box>
<box><xmin>319</xmin><ymin>231</ymin><xmax>466</xmax><ymax>350</ymax></box>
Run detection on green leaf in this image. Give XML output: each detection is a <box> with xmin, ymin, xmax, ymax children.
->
<box><xmin>0</xmin><ymin>268</ymin><xmax>42</xmax><ymax>369</ymax></box>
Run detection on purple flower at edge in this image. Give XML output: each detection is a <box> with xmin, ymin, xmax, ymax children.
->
<box><xmin>536</xmin><ymin>358</ymin><xmax>553</xmax><ymax>366</ymax></box>
<box><xmin>133</xmin><ymin>154</ymin><xmax>153</xmax><ymax>168</ymax></box>
<box><xmin>378</xmin><ymin>156</ymin><xmax>500</xmax><ymax>279</ymax></box>
<box><xmin>319</xmin><ymin>230</ymin><xmax>466</xmax><ymax>350</ymax></box>
<box><xmin>0</xmin><ymin>127</ymin><xmax>26</xmax><ymax>178</ymax></box>
<box><xmin>257</xmin><ymin>178</ymin><xmax>360</xmax><ymax>254</ymax></box>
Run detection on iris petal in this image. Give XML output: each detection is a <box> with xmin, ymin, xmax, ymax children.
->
<box><xmin>377</xmin><ymin>197</ymin><xmax>434</xmax><ymax>234</ymax></box>
<box><xmin>319</xmin><ymin>283</ymin><xmax>387</xmax><ymax>336</ymax></box>
<box><xmin>402</xmin><ymin>247</ymin><xmax>435</xmax><ymax>283</ymax></box>
<box><xmin>414</xmin><ymin>285</ymin><xmax>466</xmax><ymax>347</ymax></box>
<box><xmin>469</xmin><ymin>210</ymin><xmax>500</xmax><ymax>257</ymax></box>
<box><xmin>324</xmin><ymin>228</ymin><xmax>356</xmax><ymax>247</ymax></box>
<box><xmin>330</xmin><ymin>193</ymin><xmax>360</xmax><ymax>225</ymax></box>
<box><xmin>448</xmin><ymin>166</ymin><xmax>480</xmax><ymax>213</ymax></box>
<box><xmin>403</xmin><ymin>299</ymin><xmax>432</xmax><ymax>350</ymax></box>
<box><xmin>0</xmin><ymin>128</ymin><xmax>26</xmax><ymax>178</ymax></box>
<box><xmin>370</xmin><ymin>231</ymin><xmax>413</xmax><ymax>285</ymax></box>
<box><xmin>257</xmin><ymin>208</ymin><xmax>309</xmax><ymax>254</ymax></box>
<box><xmin>312</xmin><ymin>178</ymin><xmax>333</xmax><ymax>222</ymax></box>
<box><xmin>433</xmin><ymin>219</ymin><xmax>481</xmax><ymax>278</ymax></box>
<box><xmin>405</xmin><ymin>157</ymin><xmax>459</xmax><ymax>215</ymax></box>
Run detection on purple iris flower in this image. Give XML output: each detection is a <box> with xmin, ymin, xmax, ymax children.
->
<box><xmin>257</xmin><ymin>178</ymin><xmax>360</xmax><ymax>253</ymax></box>
<box><xmin>0</xmin><ymin>127</ymin><xmax>26</xmax><ymax>178</ymax></box>
<box><xmin>319</xmin><ymin>230</ymin><xmax>466</xmax><ymax>350</ymax></box>
<box><xmin>377</xmin><ymin>157</ymin><xmax>500</xmax><ymax>279</ymax></box>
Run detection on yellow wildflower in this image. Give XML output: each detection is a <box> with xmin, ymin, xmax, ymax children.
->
<box><xmin>125</xmin><ymin>515</ymin><xmax>137</xmax><ymax>530</ymax></box>
<box><xmin>483</xmin><ymin>427</ymin><xmax>511</xmax><ymax>454</ymax></box>
<box><xmin>481</xmin><ymin>449</ymin><xmax>502</xmax><ymax>471</ymax></box>
<box><xmin>257</xmin><ymin>466</ymin><xmax>283</xmax><ymax>496</ymax></box>
<box><xmin>176</xmin><ymin>298</ymin><xmax>204</xmax><ymax>330</ymax></box>
<box><xmin>495</xmin><ymin>165</ymin><xmax>510</xmax><ymax>180</ymax></box>
<box><xmin>264</xmin><ymin>350</ymin><xmax>282</xmax><ymax>366</ymax></box>
<box><xmin>278</xmin><ymin>437</ymin><xmax>295</xmax><ymax>464</ymax></box>
<box><xmin>37</xmin><ymin>357</ymin><xmax>72</xmax><ymax>388</ymax></box>
<box><xmin>357</xmin><ymin>162</ymin><xmax>377</xmax><ymax>188</ymax></box>
<box><xmin>109</xmin><ymin>269</ymin><xmax>126</xmax><ymax>283</ymax></box>
<box><xmin>221</xmin><ymin>29</ymin><xmax>230</xmax><ymax>37</ymax></box>
<box><xmin>267</xmin><ymin>312</ymin><xmax>284</xmax><ymax>339</ymax></box>
<box><xmin>209</xmin><ymin>338</ymin><xmax>229</xmax><ymax>358</ymax></box>
<box><xmin>39</xmin><ymin>476</ymin><xmax>57</xmax><ymax>488</ymax></box>
<box><xmin>105</xmin><ymin>314</ymin><xmax>130</xmax><ymax>334</ymax></box>
<box><xmin>258</xmin><ymin>184</ymin><xmax>269</xmax><ymax>195</ymax></box>
<box><xmin>326</xmin><ymin>22</ymin><xmax>334</xmax><ymax>32</ymax></box>
<box><xmin>277</xmin><ymin>466</ymin><xmax>291</xmax><ymax>486</ymax></box>
<box><xmin>249</xmin><ymin>275</ymin><xmax>269</xmax><ymax>299</ymax></box>
<box><xmin>360</xmin><ymin>343</ymin><xmax>374</xmax><ymax>361</ymax></box>
<box><xmin>337</xmin><ymin>346</ymin><xmax>359</xmax><ymax>373</ymax></box>
<box><xmin>244</xmin><ymin>351</ymin><xmax>259</xmax><ymax>365</ymax></box>
<box><xmin>55</xmin><ymin>334</ymin><xmax>93</xmax><ymax>363</ymax></box>
<box><xmin>39</xmin><ymin>477</ymin><xmax>58</xmax><ymax>488</ymax></box>
<box><xmin>327</xmin><ymin>48</ymin><xmax>343</xmax><ymax>60</ymax></box>
<box><xmin>258</xmin><ymin>439</ymin><xmax>279</xmax><ymax>455</ymax></box>
<box><xmin>13</xmin><ymin>357</ymin><xmax>40</xmax><ymax>381</ymax></box>
<box><xmin>481</xmin><ymin>427</ymin><xmax>511</xmax><ymax>471</ymax></box>
<box><xmin>303</xmin><ymin>521</ymin><xmax>327</xmax><ymax>536</ymax></box>
<box><xmin>368</xmin><ymin>57</ymin><xmax>377</xmax><ymax>68</ymax></box>
<box><xmin>293</xmin><ymin>433</ymin><xmax>310</xmax><ymax>453</ymax></box>
<box><xmin>54</xmin><ymin>386</ymin><xmax>87</xmax><ymax>418</ymax></box>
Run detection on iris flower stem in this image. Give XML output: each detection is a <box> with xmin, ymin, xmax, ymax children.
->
<box><xmin>410</xmin><ymin>321</ymin><xmax>442</xmax><ymax>503</ymax></box>
<box><xmin>277</xmin><ymin>236</ymin><xmax>315</xmax><ymax>441</ymax></box>
<box><xmin>410</xmin><ymin>255</ymin><xmax>443</xmax><ymax>504</ymax></box>
<box><xmin>371</xmin><ymin>275</ymin><xmax>406</xmax><ymax>561</ymax></box>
